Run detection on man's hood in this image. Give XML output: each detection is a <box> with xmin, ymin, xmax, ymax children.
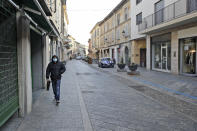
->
<box><xmin>52</xmin><ymin>55</ymin><xmax>59</xmax><ymax>63</ymax></box>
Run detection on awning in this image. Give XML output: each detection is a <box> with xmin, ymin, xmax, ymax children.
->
<box><xmin>37</xmin><ymin>0</ymin><xmax>52</xmax><ymax>16</ymax></box>
<box><xmin>12</xmin><ymin>0</ymin><xmax>58</xmax><ymax>35</ymax></box>
<box><xmin>49</xmin><ymin>20</ymin><xmax>60</xmax><ymax>37</ymax></box>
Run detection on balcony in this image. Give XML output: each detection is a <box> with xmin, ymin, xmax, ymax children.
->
<box><xmin>138</xmin><ymin>0</ymin><xmax>197</xmax><ymax>34</ymax></box>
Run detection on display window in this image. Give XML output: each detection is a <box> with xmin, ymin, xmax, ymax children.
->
<box><xmin>180</xmin><ymin>37</ymin><xmax>197</xmax><ymax>75</ymax></box>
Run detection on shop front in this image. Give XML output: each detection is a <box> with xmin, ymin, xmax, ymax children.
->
<box><xmin>151</xmin><ymin>33</ymin><xmax>171</xmax><ymax>72</ymax></box>
<box><xmin>180</xmin><ymin>37</ymin><xmax>197</xmax><ymax>76</ymax></box>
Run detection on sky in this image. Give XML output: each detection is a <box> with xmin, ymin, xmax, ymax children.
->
<box><xmin>67</xmin><ymin>0</ymin><xmax>122</xmax><ymax>46</ymax></box>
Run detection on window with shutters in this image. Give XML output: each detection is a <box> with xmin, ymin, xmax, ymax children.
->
<box><xmin>117</xmin><ymin>14</ymin><xmax>120</xmax><ymax>26</ymax></box>
<box><xmin>124</xmin><ymin>7</ymin><xmax>128</xmax><ymax>21</ymax></box>
<box><xmin>116</xmin><ymin>30</ymin><xmax>120</xmax><ymax>40</ymax></box>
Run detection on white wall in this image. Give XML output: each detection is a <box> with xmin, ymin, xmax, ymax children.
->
<box><xmin>130</xmin><ymin>0</ymin><xmax>178</xmax><ymax>40</ymax></box>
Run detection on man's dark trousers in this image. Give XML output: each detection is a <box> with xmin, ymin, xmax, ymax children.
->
<box><xmin>52</xmin><ymin>80</ymin><xmax>61</xmax><ymax>101</ymax></box>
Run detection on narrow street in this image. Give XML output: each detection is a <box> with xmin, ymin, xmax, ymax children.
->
<box><xmin>4</xmin><ymin>60</ymin><xmax>197</xmax><ymax>131</ymax></box>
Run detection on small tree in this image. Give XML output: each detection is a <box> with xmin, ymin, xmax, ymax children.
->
<box><xmin>128</xmin><ymin>57</ymin><xmax>131</xmax><ymax>65</ymax></box>
<box><xmin>120</xmin><ymin>57</ymin><xmax>124</xmax><ymax>64</ymax></box>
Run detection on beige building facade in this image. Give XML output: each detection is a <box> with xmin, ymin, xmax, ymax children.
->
<box><xmin>90</xmin><ymin>22</ymin><xmax>101</xmax><ymax>59</ymax></box>
<box><xmin>46</xmin><ymin>0</ymin><xmax>69</xmax><ymax>61</ymax></box>
<box><xmin>138</xmin><ymin>0</ymin><xmax>197</xmax><ymax>76</ymax></box>
<box><xmin>98</xmin><ymin>0</ymin><xmax>131</xmax><ymax>64</ymax></box>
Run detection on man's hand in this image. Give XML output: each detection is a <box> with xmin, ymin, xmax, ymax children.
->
<box><xmin>46</xmin><ymin>79</ymin><xmax>50</xmax><ymax>82</ymax></box>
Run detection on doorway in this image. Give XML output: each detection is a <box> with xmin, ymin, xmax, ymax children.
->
<box><xmin>152</xmin><ymin>42</ymin><xmax>171</xmax><ymax>71</ymax></box>
<box><xmin>125</xmin><ymin>46</ymin><xmax>129</xmax><ymax>65</ymax></box>
<box><xmin>180</xmin><ymin>37</ymin><xmax>197</xmax><ymax>76</ymax></box>
<box><xmin>140</xmin><ymin>48</ymin><xmax>146</xmax><ymax>67</ymax></box>
<box><xmin>30</xmin><ymin>30</ymin><xmax>43</xmax><ymax>92</ymax></box>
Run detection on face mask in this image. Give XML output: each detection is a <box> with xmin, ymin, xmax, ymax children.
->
<box><xmin>53</xmin><ymin>58</ymin><xmax>58</xmax><ymax>63</ymax></box>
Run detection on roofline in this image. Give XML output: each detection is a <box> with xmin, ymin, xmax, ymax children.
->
<box><xmin>90</xmin><ymin>21</ymin><xmax>101</xmax><ymax>34</ymax></box>
<box><xmin>99</xmin><ymin>0</ymin><xmax>128</xmax><ymax>26</ymax></box>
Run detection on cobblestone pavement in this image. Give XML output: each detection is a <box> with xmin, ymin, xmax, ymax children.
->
<box><xmin>1</xmin><ymin>60</ymin><xmax>197</xmax><ymax>131</ymax></box>
<box><xmin>90</xmin><ymin>63</ymin><xmax>197</xmax><ymax>104</ymax></box>
<box><xmin>73</xmin><ymin>60</ymin><xmax>197</xmax><ymax>131</ymax></box>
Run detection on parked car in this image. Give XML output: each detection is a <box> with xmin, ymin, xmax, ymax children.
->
<box><xmin>98</xmin><ymin>58</ymin><xmax>114</xmax><ymax>68</ymax></box>
<box><xmin>76</xmin><ymin>56</ymin><xmax>82</xmax><ymax>60</ymax></box>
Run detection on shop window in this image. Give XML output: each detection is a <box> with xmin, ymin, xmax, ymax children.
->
<box><xmin>180</xmin><ymin>38</ymin><xmax>196</xmax><ymax>74</ymax></box>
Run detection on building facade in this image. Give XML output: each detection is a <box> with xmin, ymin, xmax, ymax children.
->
<box><xmin>138</xmin><ymin>0</ymin><xmax>197</xmax><ymax>76</ymax></box>
<box><xmin>46</xmin><ymin>0</ymin><xmax>69</xmax><ymax>62</ymax></box>
<box><xmin>98</xmin><ymin>0</ymin><xmax>131</xmax><ymax>64</ymax></box>
<box><xmin>90</xmin><ymin>22</ymin><xmax>101</xmax><ymax>60</ymax></box>
<box><xmin>0</xmin><ymin>0</ymin><xmax>69</xmax><ymax>127</ymax></box>
<box><xmin>130</xmin><ymin>0</ymin><xmax>147</xmax><ymax>67</ymax></box>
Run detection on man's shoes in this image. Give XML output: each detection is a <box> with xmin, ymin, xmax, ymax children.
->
<box><xmin>56</xmin><ymin>100</ymin><xmax>60</xmax><ymax>106</ymax></box>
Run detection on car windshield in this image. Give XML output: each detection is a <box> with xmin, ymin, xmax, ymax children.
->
<box><xmin>102</xmin><ymin>58</ymin><xmax>111</xmax><ymax>61</ymax></box>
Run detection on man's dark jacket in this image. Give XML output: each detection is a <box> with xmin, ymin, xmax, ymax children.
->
<box><xmin>46</xmin><ymin>55</ymin><xmax>66</xmax><ymax>81</ymax></box>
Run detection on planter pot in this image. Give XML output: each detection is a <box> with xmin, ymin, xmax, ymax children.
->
<box><xmin>128</xmin><ymin>64</ymin><xmax>138</xmax><ymax>71</ymax></box>
<box><xmin>117</xmin><ymin>64</ymin><xmax>126</xmax><ymax>69</ymax></box>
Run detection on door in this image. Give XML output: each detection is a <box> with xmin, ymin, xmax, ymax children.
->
<box><xmin>0</xmin><ymin>1</ymin><xmax>18</xmax><ymax>126</ymax></box>
<box><xmin>140</xmin><ymin>49</ymin><xmax>146</xmax><ymax>67</ymax></box>
<box><xmin>161</xmin><ymin>45</ymin><xmax>167</xmax><ymax>70</ymax></box>
<box><xmin>155</xmin><ymin>0</ymin><xmax>164</xmax><ymax>25</ymax></box>
<box><xmin>112</xmin><ymin>49</ymin><xmax>114</xmax><ymax>59</ymax></box>
<box><xmin>125</xmin><ymin>47</ymin><xmax>129</xmax><ymax>65</ymax></box>
<box><xmin>153</xmin><ymin>42</ymin><xmax>171</xmax><ymax>71</ymax></box>
<box><xmin>31</xmin><ymin>30</ymin><xmax>43</xmax><ymax>92</ymax></box>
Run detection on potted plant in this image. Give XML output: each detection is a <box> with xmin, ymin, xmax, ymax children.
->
<box><xmin>88</xmin><ymin>57</ymin><xmax>92</xmax><ymax>64</ymax></box>
<box><xmin>117</xmin><ymin>57</ymin><xmax>126</xmax><ymax>69</ymax></box>
<box><xmin>128</xmin><ymin>62</ymin><xmax>138</xmax><ymax>71</ymax></box>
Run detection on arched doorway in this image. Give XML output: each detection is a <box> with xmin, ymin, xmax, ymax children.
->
<box><xmin>125</xmin><ymin>46</ymin><xmax>129</xmax><ymax>65</ymax></box>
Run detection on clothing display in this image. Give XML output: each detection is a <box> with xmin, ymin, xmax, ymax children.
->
<box><xmin>185</xmin><ymin>52</ymin><xmax>195</xmax><ymax>65</ymax></box>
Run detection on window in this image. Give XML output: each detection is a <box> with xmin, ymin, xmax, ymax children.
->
<box><xmin>136</xmin><ymin>0</ymin><xmax>142</xmax><ymax>5</ymax></box>
<box><xmin>116</xmin><ymin>30</ymin><xmax>120</xmax><ymax>40</ymax></box>
<box><xmin>97</xmin><ymin>29</ymin><xmax>99</xmax><ymax>36</ymax></box>
<box><xmin>187</xmin><ymin>0</ymin><xmax>197</xmax><ymax>13</ymax></box>
<box><xmin>136</xmin><ymin>12</ymin><xmax>142</xmax><ymax>25</ymax></box>
<box><xmin>104</xmin><ymin>24</ymin><xmax>107</xmax><ymax>32</ymax></box>
<box><xmin>124</xmin><ymin>7</ymin><xmax>128</xmax><ymax>21</ymax></box>
<box><xmin>117</xmin><ymin>14</ymin><xmax>120</xmax><ymax>26</ymax></box>
<box><xmin>155</xmin><ymin>0</ymin><xmax>164</xmax><ymax>25</ymax></box>
<box><xmin>107</xmin><ymin>22</ymin><xmax>109</xmax><ymax>31</ymax></box>
<box><xmin>112</xmin><ymin>31</ymin><xmax>114</xmax><ymax>41</ymax></box>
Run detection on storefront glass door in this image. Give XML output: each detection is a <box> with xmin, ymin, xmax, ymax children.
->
<box><xmin>162</xmin><ymin>45</ymin><xmax>167</xmax><ymax>70</ymax></box>
<box><xmin>153</xmin><ymin>42</ymin><xmax>171</xmax><ymax>71</ymax></box>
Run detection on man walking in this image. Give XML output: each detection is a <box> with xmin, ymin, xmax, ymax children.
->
<box><xmin>46</xmin><ymin>55</ymin><xmax>66</xmax><ymax>104</ymax></box>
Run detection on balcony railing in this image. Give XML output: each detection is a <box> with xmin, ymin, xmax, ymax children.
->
<box><xmin>138</xmin><ymin>0</ymin><xmax>197</xmax><ymax>32</ymax></box>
